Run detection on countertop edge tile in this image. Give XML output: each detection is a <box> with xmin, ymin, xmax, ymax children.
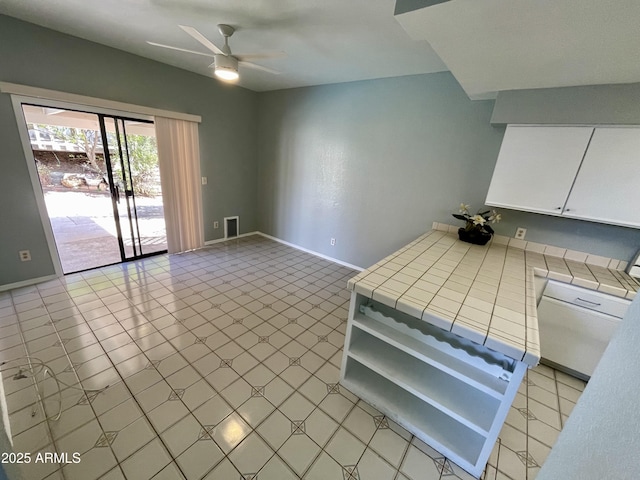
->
<box><xmin>348</xmin><ymin>229</ymin><xmax>638</xmax><ymax>368</ymax></box>
<box><xmin>451</xmin><ymin>321</ymin><xmax>487</xmax><ymax>346</ymax></box>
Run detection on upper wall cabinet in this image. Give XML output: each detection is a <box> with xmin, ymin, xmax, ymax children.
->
<box><xmin>485</xmin><ymin>126</ymin><xmax>593</xmax><ymax>215</ymax></box>
<box><xmin>563</xmin><ymin>128</ymin><xmax>640</xmax><ymax>228</ymax></box>
<box><xmin>486</xmin><ymin>125</ymin><xmax>640</xmax><ymax>229</ymax></box>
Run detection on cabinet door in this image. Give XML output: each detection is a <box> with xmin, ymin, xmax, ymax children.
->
<box><xmin>537</xmin><ymin>296</ymin><xmax>620</xmax><ymax>378</ymax></box>
<box><xmin>564</xmin><ymin>127</ymin><xmax>640</xmax><ymax>228</ymax></box>
<box><xmin>485</xmin><ymin>126</ymin><xmax>593</xmax><ymax>215</ymax></box>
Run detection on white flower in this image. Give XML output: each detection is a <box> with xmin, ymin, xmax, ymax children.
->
<box><xmin>489</xmin><ymin>211</ymin><xmax>502</xmax><ymax>223</ymax></box>
<box><xmin>471</xmin><ymin>214</ymin><xmax>486</xmax><ymax>226</ymax></box>
<box><xmin>459</xmin><ymin>203</ymin><xmax>470</xmax><ymax>214</ymax></box>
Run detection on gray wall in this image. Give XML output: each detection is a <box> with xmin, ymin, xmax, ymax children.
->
<box><xmin>491</xmin><ymin>211</ymin><xmax>640</xmax><ymax>263</ymax></box>
<box><xmin>537</xmin><ymin>292</ymin><xmax>640</xmax><ymax>479</ymax></box>
<box><xmin>0</xmin><ymin>15</ymin><xmax>258</xmax><ymax>287</ymax></box>
<box><xmin>491</xmin><ymin>82</ymin><xmax>640</xmax><ymax>125</ymax></box>
<box><xmin>257</xmin><ymin>73</ymin><xmax>640</xmax><ymax>269</ymax></box>
<box><xmin>394</xmin><ymin>0</ymin><xmax>450</xmax><ymax>15</ymax></box>
<box><xmin>257</xmin><ymin>73</ymin><xmax>504</xmax><ymax>268</ymax></box>
<box><xmin>0</xmin><ymin>93</ymin><xmax>55</xmax><ymax>284</ymax></box>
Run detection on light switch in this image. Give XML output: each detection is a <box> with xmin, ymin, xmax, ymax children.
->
<box><xmin>201</xmin><ymin>177</ymin><xmax>208</xmax><ymax>185</ymax></box>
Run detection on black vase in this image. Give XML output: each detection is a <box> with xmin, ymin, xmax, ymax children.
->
<box><xmin>458</xmin><ymin>227</ymin><xmax>492</xmax><ymax>245</ymax></box>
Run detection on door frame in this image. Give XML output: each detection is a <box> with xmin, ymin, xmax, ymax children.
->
<box><xmin>99</xmin><ymin>114</ymin><xmax>161</xmax><ymax>262</ymax></box>
<box><xmin>10</xmin><ymin>95</ymin><xmax>155</xmax><ymax>277</ymax></box>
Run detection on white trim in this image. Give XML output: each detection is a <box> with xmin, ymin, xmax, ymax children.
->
<box><xmin>257</xmin><ymin>232</ymin><xmax>364</xmax><ymax>271</ymax></box>
<box><xmin>2</xmin><ymin>232</ymin><xmax>360</xmax><ymax>291</ymax></box>
<box><xmin>205</xmin><ymin>231</ymin><xmax>364</xmax><ymax>270</ymax></box>
<box><xmin>13</xmin><ymin>94</ymin><xmax>153</xmax><ymax>123</ymax></box>
<box><xmin>0</xmin><ymin>275</ymin><xmax>58</xmax><ymax>293</ymax></box>
<box><xmin>224</xmin><ymin>216</ymin><xmax>240</xmax><ymax>239</ymax></box>
<box><xmin>10</xmin><ymin>96</ymin><xmax>64</xmax><ymax>277</ymax></box>
<box><xmin>0</xmin><ymin>82</ymin><xmax>201</xmax><ymax>123</ymax></box>
<box><xmin>204</xmin><ymin>231</ymin><xmax>258</xmax><ymax>246</ymax></box>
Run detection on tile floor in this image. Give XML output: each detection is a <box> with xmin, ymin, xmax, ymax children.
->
<box><xmin>0</xmin><ymin>235</ymin><xmax>586</xmax><ymax>480</ymax></box>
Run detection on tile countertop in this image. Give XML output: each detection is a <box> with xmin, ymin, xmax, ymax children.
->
<box><xmin>347</xmin><ymin>228</ymin><xmax>640</xmax><ymax>368</ymax></box>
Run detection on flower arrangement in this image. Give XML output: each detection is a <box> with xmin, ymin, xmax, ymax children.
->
<box><xmin>452</xmin><ymin>204</ymin><xmax>501</xmax><ymax>244</ymax></box>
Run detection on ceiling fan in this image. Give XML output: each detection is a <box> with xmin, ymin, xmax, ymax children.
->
<box><xmin>147</xmin><ymin>24</ymin><xmax>284</xmax><ymax>81</ymax></box>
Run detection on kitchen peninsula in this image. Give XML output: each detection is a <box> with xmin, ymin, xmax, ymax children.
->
<box><xmin>339</xmin><ymin>225</ymin><xmax>638</xmax><ymax>477</ymax></box>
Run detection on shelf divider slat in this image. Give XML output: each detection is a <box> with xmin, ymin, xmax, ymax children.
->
<box><xmin>352</xmin><ymin>313</ymin><xmax>508</xmax><ymax>398</ymax></box>
<box><xmin>342</xmin><ymin>357</ymin><xmax>485</xmax><ymax>476</ymax></box>
<box><xmin>348</xmin><ymin>327</ymin><xmax>498</xmax><ymax>434</ymax></box>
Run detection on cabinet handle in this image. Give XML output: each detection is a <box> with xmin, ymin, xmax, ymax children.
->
<box><xmin>556</xmin><ymin>207</ymin><xmax>562</xmax><ymax>210</ymax></box>
<box><xmin>565</xmin><ymin>208</ymin><xmax>571</xmax><ymax>212</ymax></box>
<box><xmin>575</xmin><ymin>297</ymin><xmax>601</xmax><ymax>307</ymax></box>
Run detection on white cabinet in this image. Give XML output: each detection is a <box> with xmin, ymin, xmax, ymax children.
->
<box><xmin>563</xmin><ymin>127</ymin><xmax>640</xmax><ymax>228</ymax></box>
<box><xmin>485</xmin><ymin>125</ymin><xmax>593</xmax><ymax>215</ymax></box>
<box><xmin>486</xmin><ymin>125</ymin><xmax>640</xmax><ymax>228</ymax></box>
<box><xmin>340</xmin><ymin>292</ymin><xmax>527</xmax><ymax>478</ymax></box>
<box><xmin>537</xmin><ymin>280</ymin><xmax>630</xmax><ymax>379</ymax></box>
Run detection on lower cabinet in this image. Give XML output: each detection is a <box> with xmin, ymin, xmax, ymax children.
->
<box><xmin>537</xmin><ymin>280</ymin><xmax>629</xmax><ymax>380</ymax></box>
<box><xmin>340</xmin><ymin>292</ymin><xmax>528</xmax><ymax>478</ymax></box>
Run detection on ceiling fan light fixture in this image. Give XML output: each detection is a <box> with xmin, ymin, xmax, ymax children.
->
<box><xmin>150</xmin><ymin>24</ymin><xmax>282</xmax><ymax>81</ymax></box>
<box><xmin>214</xmin><ymin>67</ymin><xmax>239</xmax><ymax>81</ymax></box>
<box><xmin>214</xmin><ymin>54</ymin><xmax>239</xmax><ymax>81</ymax></box>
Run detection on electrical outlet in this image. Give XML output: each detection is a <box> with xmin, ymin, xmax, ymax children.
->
<box><xmin>330</xmin><ymin>238</ymin><xmax>336</xmax><ymax>246</ymax></box>
<box><xmin>19</xmin><ymin>250</ymin><xmax>31</xmax><ymax>262</ymax></box>
<box><xmin>213</xmin><ymin>221</ymin><xmax>219</xmax><ymax>229</ymax></box>
<box><xmin>515</xmin><ymin>227</ymin><xmax>527</xmax><ymax>240</ymax></box>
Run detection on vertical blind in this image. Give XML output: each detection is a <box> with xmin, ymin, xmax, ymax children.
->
<box><xmin>155</xmin><ymin>117</ymin><xmax>204</xmax><ymax>254</ymax></box>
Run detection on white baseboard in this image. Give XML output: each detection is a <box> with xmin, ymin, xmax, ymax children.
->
<box><xmin>204</xmin><ymin>231</ymin><xmax>259</xmax><ymax>246</ymax></box>
<box><xmin>0</xmin><ymin>274</ymin><xmax>59</xmax><ymax>293</ymax></box>
<box><xmin>256</xmin><ymin>232</ymin><xmax>364</xmax><ymax>271</ymax></box>
<box><xmin>2</xmin><ymin>232</ymin><xmax>362</xmax><ymax>292</ymax></box>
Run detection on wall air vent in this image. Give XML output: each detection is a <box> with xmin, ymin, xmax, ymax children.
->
<box><xmin>224</xmin><ymin>216</ymin><xmax>239</xmax><ymax>239</ymax></box>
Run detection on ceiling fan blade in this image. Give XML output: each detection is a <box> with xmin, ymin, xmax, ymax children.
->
<box><xmin>179</xmin><ymin>25</ymin><xmax>224</xmax><ymax>55</ymax></box>
<box><xmin>147</xmin><ymin>41</ymin><xmax>215</xmax><ymax>58</ymax></box>
<box><xmin>240</xmin><ymin>61</ymin><xmax>281</xmax><ymax>75</ymax></box>
<box><xmin>236</xmin><ymin>52</ymin><xmax>287</xmax><ymax>61</ymax></box>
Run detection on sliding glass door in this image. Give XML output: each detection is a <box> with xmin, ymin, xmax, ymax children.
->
<box><xmin>22</xmin><ymin>104</ymin><xmax>167</xmax><ymax>273</ymax></box>
<box><xmin>101</xmin><ymin>116</ymin><xmax>167</xmax><ymax>261</ymax></box>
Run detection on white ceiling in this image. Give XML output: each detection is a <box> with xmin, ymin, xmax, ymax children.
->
<box><xmin>397</xmin><ymin>0</ymin><xmax>640</xmax><ymax>99</ymax></box>
<box><xmin>1</xmin><ymin>0</ymin><xmax>639</xmax><ymax>97</ymax></box>
<box><xmin>0</xmin><ymin>0</ymin><xmax>448</xmax><ymax>92</ymax></box>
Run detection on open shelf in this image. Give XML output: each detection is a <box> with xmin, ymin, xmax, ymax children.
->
<box><xmin>353</xmin><ymin>312</ymin><xmax>508</xmax><ymax>398</ymax></box>
<box><xmin>349</xmin><ymin>326</ymin><xmax>499</xmax><ymax>434</ymax></box>
<box><xmin>342</xmin><ymin>290</ymin><xmax>528</xmax><ymax>478</ymax></box>
<box><xmin>343</xmin><ymin>357</ymin><xmax>485</xmax><ymax>468</ymax></box>
<box><xmin>360</xmin><ymin>299</ymin><xmax>514</xmax><ymax>372</ymax></box>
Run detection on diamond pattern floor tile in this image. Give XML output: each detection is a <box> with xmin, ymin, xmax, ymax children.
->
<box><xmin>0</xmin><ymin>235</ymin><xmax>582</xmax><ymax>480</ymax></box>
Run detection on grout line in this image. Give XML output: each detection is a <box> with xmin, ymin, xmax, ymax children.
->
<box><xmin>8</xmin><ymin>299</ymin><xmax>66</xmax><ymax>480</ymax></box>
<box><xmin>48</xmin><ymin>282</ymin><xmax>181</xmax><ymax>479</ymax></box>
<box><xmin>45</xmin><ymin>331</ymin><xmax>128</xmax><ymax>479</ymax></box>
<box><xmin>83</xmin><ymin>236</ymin><xmax>354</xmax><ymax>478</ymax></box>
<box><xmin>30</xmin><ymin>272</ymin><xmax>195</xmax><ymax>474</ymax></box>
<box><xmin>494</xmin><ymin>438</ymin><xmax>503</xmax><ymax>480</ymax></box>
<box><xmin>89</xmin><ymin>278</ymin><xmax>247</xmax><ymax>479</ymax></box>
<box><xmin>256</xmin><ymin>232</ymin><xmax>365</xmax><ymax>272</ymax></box>
<box><xmin>393</xmin><ymin>431</ymin><xmax>412</xmax><ymax>480</ymax></box>
<box><xmin>553</xmin><ymin>368</ymin><xmax>564</xmax><ymax>431</ymax></box>
<box><xmin>1</xmin><ymin>235</ymin><xmax>585</xmax><ymax>480</ymax></box>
